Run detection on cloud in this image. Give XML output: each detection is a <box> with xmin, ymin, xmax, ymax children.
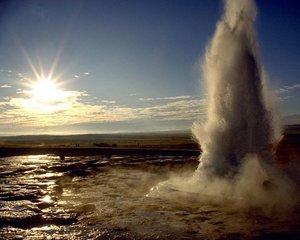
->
<box><xmin>139</xmin><ymin>99</ymin><xmax>206</xmax><ymax>120</ymax></box>
<box><xmin>0</xmin><ymin>69</ymin><xmax>13</xmax><ymax>73</ymax></box>
<box><xmin>0</xmin><ymin>92</ymin><xmax>206</xmax><ymax>129</ymax></box>
<box><xmin>101</xmin><ymin>100</ymin><xmax>116</xmax><ymax>104</ymax></box>
<box><xmin>17</xmin><ymin>73</ymin><xmax>24</xmax><ymax>77</ymax></box>
<box><xmin>73</xmin><ymin>72</ymin><xmax>90</xmax><ymax>79</ymax></box>
<box><xmin>0</xmin><ymin>84</ymin><xmax>12</xmax><ymax>88</ymax></box>
<box><xmin>139</xmin><ymin>95</ymin><xmax>192</xmax><ymax>101</ymax></box>
<box><xmin>276</xmin><ymin>84</ymin><xmax>300</xmax><ymax>94</ymax></box>
<box><xmin>274</xmin><ymin>83</ymin><xmax>300</xmax><ymax>102</ymax></box>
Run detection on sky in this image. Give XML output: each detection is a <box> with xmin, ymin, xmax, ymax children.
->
<box><xmin>0</xmin><ymin>0</ymin><xmax>299</xmax><ymax>135</ymax></box>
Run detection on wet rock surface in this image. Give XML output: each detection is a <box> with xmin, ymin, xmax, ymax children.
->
<box><xmin>0</xmin><ymin>155</ymin><xmax>299</xmax><ymax>239</ymax></box>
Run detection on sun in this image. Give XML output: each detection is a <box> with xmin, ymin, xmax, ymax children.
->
<box><xmin>21</xmin><ymin>47</ymin><xmax>68</xmax><ymax>103</ymax></box>
<box><xmin>19</xmin><ymin>77</ymin><xmax>70</xmax><ymax>114</ymax></box>
<box><xmin>30</xmin><ymin>78</ymin><xmax>64</xmax><ymax>102</ymax></box>
<box><xmin>21</xmin><ymin>74</ymin><xmax>71</xmax><ymax>114</ymax></box>
<box><xmin>20</xmin><ymin>50</ymin><xmax>73</xmax><ymax>114</ymax></box>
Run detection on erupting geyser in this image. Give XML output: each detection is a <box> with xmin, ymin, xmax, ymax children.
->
<box><xmin>192</xmin><ymin>0</ymin><xmax>279</xmax><ymax>177</ymax></box>
<box><xmin>151</xmin><ymin>0</ymin><xmax>297</xmax><ymax>210</ymax></box>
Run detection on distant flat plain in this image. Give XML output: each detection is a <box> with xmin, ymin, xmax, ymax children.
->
<box><xmin>0</xmin><ymin>125</ymin><xmax>299</xmax><ymax>157</ymax></box>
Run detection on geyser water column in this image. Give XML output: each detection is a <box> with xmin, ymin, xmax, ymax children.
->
<box><xmin>149</xmin><ymin>0</ymin><xmax>296</xmax><ymax>210</ymax></box>
<box><xmin>192</xmin><ymin>0</ymin><xmax>278</xmax><ymax>177</ymax></box>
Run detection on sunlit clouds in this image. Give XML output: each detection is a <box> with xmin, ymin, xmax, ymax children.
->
<box><xmin>8</xmin><ymin>89</ymin><xmax>82</xmax><ymax>114</ymax></box>
<box><xmin>0</xmin><ymin>84</ymin><xmax>12</xmax><ymax>88</ymax></box>
<box><xmin>0</xmin><ymin>64</ymin><xmax>298</xmax><ymax>134</ymax></box>
<box><xmin>0</xmin><ymin>68</ymin><xmax>299</xmax><ymax>133</ymax></box>
<box><xmin>0</xmin><ymin>91</ymin><xmax>206</xmax><ymax>129</ymax></box>
<box><xmin>73</xmin><ymin>72</ymin><xmax>90</xmax><ymax>79</ymax></box>
<box><xmin>0</xmin><ymin>67</ymin><xmax>205</xmax><ymax>131</ymax></box>
<box><xmin>101</xmin><ymin>100</ymin><xmax>116</xmax><ymax>104</ymax></box>
<box><xmin>139</xmin><ymin>95</ymin><xmax>192</xmax><ymax>101</ymax></box>
<box><xmin>0</xmin><ymin>63</ymin><xmax>206</xmax><ymax>130</ymax></box>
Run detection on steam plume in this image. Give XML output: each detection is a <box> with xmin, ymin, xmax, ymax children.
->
<box><xmin>192</xmin><ymin>0</ymin><xmax>278</xmax><ymax>177</ymax></box>
<box><xmin>149</xmin><ymin>0</ymin><xmax>298</xmax><ymax>212</ymax></box>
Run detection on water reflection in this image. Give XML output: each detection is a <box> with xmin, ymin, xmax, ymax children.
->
<box><xmin>0</xmin><ymin>154</ymin><xmax>200</xmax><ymax>238</ymax></box>
<box><xmin>41</xmin><ymin>195</ymin><xmax>52</xmax><ymax>203</ymax></box>
<box><xmin>1</xmin><ymin>154</ymin><xmax>299</xmax><ymax>239</ymax></box>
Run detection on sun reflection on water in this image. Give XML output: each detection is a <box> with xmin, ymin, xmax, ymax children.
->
<box><xmin>42</xmin><ymin>195</ymin><xmax>52</xmax><ymax>203</ymax></box>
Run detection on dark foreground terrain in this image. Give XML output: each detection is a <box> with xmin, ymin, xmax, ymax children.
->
<box><xmin>1</xmin><ymin>154</ymin><xmax>300</xmax><ymax>240</ymax></box>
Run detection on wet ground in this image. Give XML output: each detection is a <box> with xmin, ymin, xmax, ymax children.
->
<box><xmin>0</xmin><ymin>155</ymin><xmax>300</xmax><ymax>239</ymax></box>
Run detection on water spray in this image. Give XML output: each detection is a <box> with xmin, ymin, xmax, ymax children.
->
<box><xmin>192</xmin><ymin>0</ymin><xmax>278</xmax><ymax>177</ymax></box>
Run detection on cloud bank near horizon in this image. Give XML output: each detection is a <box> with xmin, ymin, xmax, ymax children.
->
<box><xmin>0</xmin><ymin>69</ymin><xmax>299</xmax><ymax>134</ymax></box>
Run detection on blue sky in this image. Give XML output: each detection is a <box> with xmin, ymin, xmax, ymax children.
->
<box><xmin>0</xmin><ymin>0</ymin><xmax>299</xmax><ymax>135</ymax></box>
